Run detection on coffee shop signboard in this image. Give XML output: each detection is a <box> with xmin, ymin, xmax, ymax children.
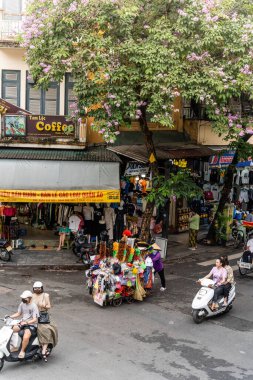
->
<box><xmin>3</xmin><ymin>114</ymin><xmax>75</xmax><ymax>139</ymax></box>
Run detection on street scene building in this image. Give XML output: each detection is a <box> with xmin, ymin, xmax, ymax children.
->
<box><xmin>0</xmin><ymin>1</ymin><xmax>253</xmax><ymax>379</ymax></box>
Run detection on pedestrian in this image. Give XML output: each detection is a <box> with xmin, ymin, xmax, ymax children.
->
<box><xmin>57</xmin><ymin>221</ymin><xmax>71</xmax><ymax>251</ymax></box>
<box><xmin>245</xmin><ymin>210</ymin><xmax>253</xmax><ymax>222</ymax></box>
<box><xmin>147</xmin><ymin>243</ymin><xmax>166</xmax><ymax>291</ymax></box>
<box><xmin>188</xmin><ymin>210</ymin><xmax>200</xmax><ymax>250</ymax></box>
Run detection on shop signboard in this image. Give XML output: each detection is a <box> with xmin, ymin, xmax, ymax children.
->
<box><xmin>0</xmin><ymin>189</ymin><xmax>120</xmax><ymax>203</ymax></box>
<box><xmin>4</xmin><ymin>115</ymin><xmax>26</xmax><ymax>136</ymax></box>
<box><xmin>0</xmin><ymin>98</ymin><xmax>31</xmax><ymax>115</ymax></box>
<box><xmin>209</xmin><ymin>152</ymin><xmax>234</xmax><ymax>167</ymax></box>
<box><xmin>124</xmin><ymin>162</ymin><xmax>150</xmax><ymax>177</ymax></box>
<box><xmin>26</xmin><ymin>115</ymin><xmax>75</xmax><ymax>138</ymax></box>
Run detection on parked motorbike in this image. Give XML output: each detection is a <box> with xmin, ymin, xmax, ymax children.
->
<box><xmin>72</xmin><ymin>230</ymin><xmax>95</xmax><ymax>265</ymax></box>
<box><xmin>0</xmin><ymin>317</ymin><xmax>52</xmax><ymax>372</ymax></box>
<box><xmin>237</xmin><ymin>251</ymin><xmax>253</xmax><ymax>276</ymax></box>
<box><xmin>191</xmin><ymin>278</ymin><xmax>236</xmax><ymax>324</ymax></box>
<box><xmin>232</xmin><ymin>223</ymin><xmax>253</xmax><ymax>248</ymax></box>
<box><xmin>0</xmin><ymin>239</ymin><xmax>13</xmax><ymax>262</ymax></box>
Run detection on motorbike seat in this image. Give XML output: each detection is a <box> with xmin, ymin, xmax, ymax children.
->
<box><xmin>83</xmin><ymin>243</ymin><xmax>92</xmax><ymax>248</ymax></box>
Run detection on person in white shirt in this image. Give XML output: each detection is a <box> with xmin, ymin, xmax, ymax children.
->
<box><xmin>246</xmin><ymin>237</ymin><xmax>253</xmax><ymax>253</ymax></box>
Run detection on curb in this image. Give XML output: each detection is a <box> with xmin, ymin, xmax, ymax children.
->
<box><xmin>0</xmin><ymin>263</ymin><xmax>84</xmax><ymax>270</ymax></box>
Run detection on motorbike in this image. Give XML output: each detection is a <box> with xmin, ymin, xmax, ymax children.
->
<box><xmin>232</xmin><ymin>222</ymin><xmax>253</xmax><ymax>248</ymax></box>
<box><xmin>237</xmin><ymin>251</ymin><xmax>253</xmax><ymax>276</ymax></box>
<box><xmin>72</xmin><ymin>230</ymin><xmax>96</xmax><ymax>265</ymax></box>
<box><xmin>0</xmin><ymin>317</ymin><xmax>51</xmax><ymax>372</ymax></box>
<box><xmin>191</xmin><ymin>278</ymin><xmax>236</xmax><ymax>324</ymax></box>
<box><xmin>0</xmin><ymin>239</ymin><xmax>13</xmax><ymax>262</ymax></box>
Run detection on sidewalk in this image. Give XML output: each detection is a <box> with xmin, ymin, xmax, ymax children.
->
<box><xmin>0</xmin><ymin>227</ymin><xmax>230</xmax><ymax>269</ymax></box>
<box><xmin>0</xmin><ymin>248</ymin><xmax>82</xmax><ymax>270</ymax></box>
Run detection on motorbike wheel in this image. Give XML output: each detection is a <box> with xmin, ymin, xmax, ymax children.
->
<box><xmin>239</xmin><ymin>266</ymin><xmax>250</xmax><ymax>276</ymax></box>
<box><xmin>0</xmin><ymin>358</ymin><xmax>4</xmax><ymax>372</ymax></box>
<box><xmin>81</xmin><ymin>253</ymin><xmax>91</xmax><ymax>265</ymax></box>
<box><xmin>125</xmin><ymin>296</ymin><xmax>134</xmax><ymax>304</ymax></box>
<box><xmin>0</xmin><ymin>248</ymin><xmax>10</xmax><ymax>262</ymax></box>
<box><xmin>234</xmin><ymin>235</ymin><xmax>243</xmax><ymax>249</ymax></box>
<box><xmin>113</xmin><ymin>297</ymin><xmax>122</xmax><ymax>307</ymax></box>
<box><xmin>192</xmin><ymin>309</ymin><xmax>206</xmax><ymax>324</ymax></box>
<box><xmin>72</xmin><ymin>247</ymin><xmax>81</xmax><ymax>258</ymax></box>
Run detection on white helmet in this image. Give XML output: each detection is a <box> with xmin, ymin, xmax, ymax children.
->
<box><xmin>20</xmin><ymin>290</ymin><xmax>33</xmax><ymax>299</ymax></box>
<box><xmin>33</xmin><ymin>281</ymin><xmax>43</xmax><ymax>288</ymax></box>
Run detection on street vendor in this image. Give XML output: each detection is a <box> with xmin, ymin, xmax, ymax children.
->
<box><xmin>147</xmin><ymin>243</ymin><xmax>166</xmax><ymax>292</ymax></box>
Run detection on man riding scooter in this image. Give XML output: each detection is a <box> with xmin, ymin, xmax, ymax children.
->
<box><xmin>9</xmin><ymin>290</ymin><xmax>39</xmax><ymax>359</ymax></box>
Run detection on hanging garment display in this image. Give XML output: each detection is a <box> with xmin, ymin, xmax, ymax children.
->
<box><xmin>114</xmin><ymin>208</ymin><xmax>126</xmax><ymax>241</ymax></box>
<box><xmin>104</xmin><ymin>207</ymin><xmax>115</xmax><ymax>240</ymax></box>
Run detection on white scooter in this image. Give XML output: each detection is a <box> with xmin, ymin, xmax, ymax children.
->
<box><xmin>0</xmin><ymin>317</ymin><xmax>42</xmax><ymax>372</ymax></box>
<box><xmin>191</xmin><ymin>279</ymin><xmax>236</xmax><ymax>324</ymax></box>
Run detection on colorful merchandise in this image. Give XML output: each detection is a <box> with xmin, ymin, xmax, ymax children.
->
<box><xmin>86</xmin><ymin>246</ymin><xmax>154</xmax><ymax>307</ymax></box>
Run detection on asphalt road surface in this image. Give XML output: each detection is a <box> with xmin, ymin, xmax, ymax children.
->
<box><xmin>0</xmin><ymin>248</ymin><xmax>253</xmax><ymax>380</ymax></box>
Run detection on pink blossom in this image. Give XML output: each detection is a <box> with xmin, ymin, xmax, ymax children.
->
<box><xmin>239</xmin><ymin>131</ymin><xmax>245</xmax><ymax>137</ymax></box>
<box><xmin>43</xmin><ymin>65</ymin><xmax>51</xmax><ymax>73</ymax></box>
<box><xmin>177</xmin><ymin>9</ymin><xmax>187</xmax><ymax>17</ymax></box>
<box><xmin>246</xmin><ymin>128</ymin><xmax>253</xmax><ymax>135</ymax></box>
<box><xmin>69</xmin><ymin>1</ymin><xmax>77</xmax><ymax>12</ymax></box>
<box><xmin>240</xmin><ymin>64</ymin><xmax>252</xmax><ymax>75</ymax></box>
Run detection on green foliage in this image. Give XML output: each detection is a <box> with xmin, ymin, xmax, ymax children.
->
<box><xmin>21</xmin><ymin>0</ymin><xmax>253</xmax><ymax>144</ymax></box>
<box><xmin>146</xmin><ymin>171</ymin><xmax>202</xmax><ymax>208</ymax></box>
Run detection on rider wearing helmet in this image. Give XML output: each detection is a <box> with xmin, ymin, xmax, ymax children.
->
<box><xmin>10</xmin><ymin>290</ymin><xmax>39</xmax><ymax>359</ymax></box>
<box><xmin>32</xmin><ymin>281</ymin><xmax>58</xmax><ymax>361</ymax></box>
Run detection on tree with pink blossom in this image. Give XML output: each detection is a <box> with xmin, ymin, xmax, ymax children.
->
<box><xmin>21</xmin><ymin>0</ymin><xmax>253</xmax><ymax>241</ymax></box>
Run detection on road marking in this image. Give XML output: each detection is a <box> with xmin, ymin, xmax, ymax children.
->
<box><xmin>197</xmin><ymin>252</ymin><xmax>242</xmax><ymax>267</ymax></box>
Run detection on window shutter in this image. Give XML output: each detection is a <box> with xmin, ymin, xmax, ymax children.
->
<box><xmin>2</xmin><ymin>70</ymin><xmax>20</xmax><ymax>106</ymax></box>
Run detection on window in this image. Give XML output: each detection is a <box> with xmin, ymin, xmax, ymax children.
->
<box><xmin>3</xmin><ymin>0</ymin><xmax>22</xmax><ymax>20</ymax></box>
<box><xmin>26</xmin><ymin>74</ymin><xmax>60</xmax><ymax>115</ymax></box>
<box><xmin>65</xmin><ymin>73</ymin><xmax>76</xmax><ymax>115</ymax></box>
<box><xmin>2</xmin><ymin>70</ymin><xmax>21</xmax><ymax>106</ymax></box>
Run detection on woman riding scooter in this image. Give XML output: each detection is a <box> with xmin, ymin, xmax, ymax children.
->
<box><xmin>220</xmin><ymin>255</ymin><xmax>235</xmax><ymax>307</ymax></box>
<box><xmin>199</xmin><ymin>258</ymin><xmax>227</xmax><ymax>310</ymax></box>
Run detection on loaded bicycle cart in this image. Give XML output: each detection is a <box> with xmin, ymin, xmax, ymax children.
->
<box><xmin>85</xmin><ymin>240</ymin><xmax>154</xmax><ymax>307</ymax></box>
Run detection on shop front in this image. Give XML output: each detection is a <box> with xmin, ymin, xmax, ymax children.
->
<box><xmin>108</xmin><ymin>143</ymin><xmax>213</xmax><ymax>235</ymax></box>
<box><xmin>0</xmin><ymin>148</ymin><xmax>120</xmax><ymax>248</ymax></box>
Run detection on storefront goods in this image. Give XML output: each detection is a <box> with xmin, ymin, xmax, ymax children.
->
<box><xmin>86</xmin><ymin>246</ymin><xmax>154</xmax><ymax>307</ymax></box>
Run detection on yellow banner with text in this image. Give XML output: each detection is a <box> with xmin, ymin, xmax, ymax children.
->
<box><xmin>0</xmin><ymin>189</ymin><xmax>120</xmax><ymax>203</ymax></box>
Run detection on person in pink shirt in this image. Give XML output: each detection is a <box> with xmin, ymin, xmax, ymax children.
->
<box><xmin>201</xmin><ymin>258</ymin><xmax>227</xmax><ymax>310</ymax></box>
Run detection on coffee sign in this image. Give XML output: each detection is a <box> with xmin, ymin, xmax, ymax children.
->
<box><xmin>27</xmin><ymin>115</ymin><xmax>75</xmax><ymax>138</ymax></box>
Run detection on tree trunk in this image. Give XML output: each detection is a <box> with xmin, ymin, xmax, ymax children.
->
<box><xmin>139</xmin><ymin>105</ymin><xmax>159</xmax><ymax>242</ymax></box>
<box><xmin>162</xmin><ymin>199</ymin><xmax>170</xmax><ymax>238</ymax></box>
<box><xmin>206</xmin><ymin>150</ymin><xmax>238</xmax><ymax>243</ymax></box>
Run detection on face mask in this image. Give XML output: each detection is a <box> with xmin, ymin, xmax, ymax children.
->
<box><xmin>33</xmin><ymin>288</ymin><xmax>41</xmax><ymax>294</ymax></box>
<box><xmin>22</xmin><ymin>298</ymin><xmax>28</xmax><ymax>304</ymax></box>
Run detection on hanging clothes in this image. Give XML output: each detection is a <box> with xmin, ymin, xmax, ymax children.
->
<box><xmin>104</xmin><ymin>207</ymin><xmax>115</xmax><ymax>240</ymax></box>
<box><xmin>114</xmin><ymin>208</ymin><xmax>125</xmax><ymax>241</ymax></box>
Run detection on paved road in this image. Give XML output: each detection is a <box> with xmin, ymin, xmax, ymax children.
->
<box><xmin>0</xmin><ymin>246</ymin><xmax>253</xmax><ymax>380</ymax></box>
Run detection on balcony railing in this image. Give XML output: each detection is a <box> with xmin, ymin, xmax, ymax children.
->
<box><xmin>0</xmin><ymin>20</ymin><xmax>22</xmax><ymax>41</ymax></box>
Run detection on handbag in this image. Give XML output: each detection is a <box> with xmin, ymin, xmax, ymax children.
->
<box><xmin>38</xmin><ymin>294</ymin><xmax>50</xmax><ymax>324</ymax></box>
<box><xmin>38</xmin><ymin>311</ymin><xmax>50</xmax><ymax>324</ymax></box>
